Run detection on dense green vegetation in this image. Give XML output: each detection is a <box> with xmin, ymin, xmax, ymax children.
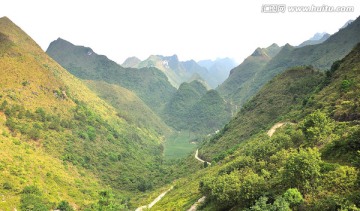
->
<box><xmin>46</xmin><ymin>38</ymin><xmax>176</xmax><ymax>114</ymax></box>
<box><xmin>1</xmin><ymin>14</ymin><xmax>360</xmax><ymax>211</ymax></box>
<box><xmin>163</xmin><ymin>80</ymin><xmax>231</xmax><ymax>134</ymax></box>
<box><xmin>152</xmin><ymin>42</ymin><xmax>360</xmax><ymax>210</ymax></box>
<box><xmin>84</xmin><ymin>80</ymin><xmax>171</xmax><ymax>135</ymax></box>
<box><xmin>202</xmin><ymin>67</ymin><xmax>324</xmax><ymax>160</ymax></box>
<box><xmin>217</xmin><ymin>44</ymin><xmax>281</xmax><ymax>106</ymax></box>
<box><xmin>219</xmin><ymin>18</ymin><xmax>360</xmax><ymax>107</ymax></box>
<box><xmin>0</xmin><ymin>16</ymin><xmax>177</xmax><ymax>210</ymax></box>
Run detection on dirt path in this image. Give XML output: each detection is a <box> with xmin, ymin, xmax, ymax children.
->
<box><xmin>135</xmin><ymin>186</ymin><xmax>173</xmax><ymax>211</ymax></box>
<box><xmin>267</xmin><ymin>122</ymin><xmax>294</xmax><ymax>137</ymax></box>
<box><xmin>189</xmin><ymin>149</ymin><xmax>211</xmax><ymax>211</ymax></box>
<box><xmin>186</xmin><ymin>122</ymin><xmax>295</xmax><ymax>211</ymax></box>
<box><xmin>195</xmin><ymin>149</ymin><xmax>211</xmax><ymax>165</ymax></box>
<box><xmin>187</xmin><ymin>196</ymin><xmax>206</xmax><ymax>211</ymax></box>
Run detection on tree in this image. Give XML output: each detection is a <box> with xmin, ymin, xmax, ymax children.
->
<box><xmin>94</xmin><ymin>190</ymin><xmax>127</xmax><ymax>210</ymax></box>
<box><xmin>251</xmin><ymin>196</ymin><xmax>271</xmax><ymax>211</ymax></box>
<box><xmin>200</xmin><ymin>171</ymin><xmax>241</xmax><ymax>208</ymax></box>
<box><xmin>283</xmin><ymin>148</ymin><xmax>322</xmax><ymax>194</ymax></box>
<box><xmin>20</xmin><ymin>186</ymin><xmax>50</xmax><ymax>211</ymax></box>
<box><xmin>239</xmin><ymin>170</ymin><xmax>266</xmax><ymax>207</ymax></box>
<box><xmin>57</xmin><ymin>201</ymin><xmax>74</xmax><ymax>211</ymax></box>
<box><xmin>283</xmin><ymin>188</ymin><xmax>303</xmax><ymax>208</ymax></box>
<box><xmin>324</xmin><ymin>166</ymin><xmax>358</xmax><ymax>194</ymax></box>
<box><xmin>299</xmin><ymin>110</ymin><xmax>334</xmax><ymax>146</ymax></box>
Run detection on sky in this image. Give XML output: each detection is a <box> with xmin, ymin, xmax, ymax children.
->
<box><xmin>1</xmin><ymin>0</ymin><xmax>359</xmax><ymax>64</ymax></box>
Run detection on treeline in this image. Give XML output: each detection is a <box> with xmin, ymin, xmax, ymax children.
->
<box><xmin>199</xmin><ymin>110</ymin><xmax>360</xmax><ymax>210</ymax></box>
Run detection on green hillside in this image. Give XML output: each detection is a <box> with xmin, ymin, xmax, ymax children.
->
<box><xmin>219</xmin><ymin>17</ymin><xmax>360</xmax><ymax>107</ymax></box>
<box><xmin>203</xmin><ymin>66</ymin><xmax>324</xmax><ymax>160</ymax></box>
<box><xmin>152</xmin><ymin>43</ymin><xmax>360</xmax><ymax>211</ymax></box>
<box><xmin>84</xmin><ymin>80</ymin><xmax>171</xmax><ymax>135</ymax></box>
<box><xmin>163</xmin><ymin>81</ymin><xmax>231</xmax><ymax>134</ymax></box>
<box><xmin>0</xmin><ymin>17</ymin><xmax>174</xmax><ymax>210</ymax></box>
<box><xmin>217</xmin><ymin>43</ymin><xmax>281</xmax><ymax>106</ymax></box>
<box><xmin>46</xmin><ymin>38</ymin><xmax>176</xmax><ymax>114</ymax></box>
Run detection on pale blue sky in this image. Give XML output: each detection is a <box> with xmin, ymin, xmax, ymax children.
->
<box><xmin>1</xmin><ymin>0</ymin><xmax>359</xmax><ymax>64</ymax></box>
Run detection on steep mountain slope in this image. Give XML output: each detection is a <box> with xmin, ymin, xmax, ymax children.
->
<box><xmin>217</xmin><ymin>43</ymin><xmax>281</xmax><ymax>106</ymax></box>
<box><xmin>297</xmin><ymin>32</ymin><xmax>330</xmax><ymax>48</ymax></box>
<box><xmin>163</xmin><ymin>81</ymin><xmax>230</xmax><ymax>134</ymax></box>
<box><xmin>0</xmin><ymin>17</ymin><xmax>171</xmax><ymax>210</ymax></box>
<box><xmin>46</xmin><ymin>39</ymin><xmax>176</xmax><ymax>114</ymax></box>
<box><xmin>152</xmin><ymin>43</ymin><xmax>360</xmax><ymax>211</ymax></box>
<box><xmin>121</xmin><ymin>56</ymin><xmax>141</xmax><ymax>68</ymax></box>
<box><xmin>137</xmin><ymin>54</ymin><xmax>186</xmax><ymax>88</ymax></box>
<box><xmin>84</xmin><ymin>80</ymin><xmax>171</xmax><ymax>135</ymax></box>
<box><xmin>163</xmin><ymin>81</ymin><xmax>205</xmax><ymax>129</ymax></box>
<box><xmin>203</xmin><ymin>67</ymin><xmax>324</xmax><ymax>160</ymax></box>
<box><xmin>219</xmin><ymin>17</ymin><xmax>360</xmax><ymax>107</ymax></box>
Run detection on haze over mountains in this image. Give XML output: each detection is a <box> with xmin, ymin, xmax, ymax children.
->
<box><xmin>123</xmin><ymin>54</ymin><xmax>237</xmax><ymax>89</ymax></box>
<box><xmin>0</xmin><ymin>14</ymin><xmax>360</xmax><ymax>211</ymax></box>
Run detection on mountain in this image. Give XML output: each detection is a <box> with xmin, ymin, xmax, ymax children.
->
<box><xmin>153</xmin><ymin>43</ymin><xmax>360</xmax><ymax>210</ymax></box>
<box><xmin>84</xmin><ymin>80</ymin><xmax>171</xmax><ymax>134</ymax></box>
<box><xmin>341</xmin><ymin>19</ymin><xmax>354</xmax><ymax>29</ymax></box>
<box><xmin>217</xmin><ymin>43</ymin><xmax>281</xmax><ymax>106</ymax></box>
<box><xmin>162</xmin><ymin>80</ymin><xmax>231</xmax><ymax>134</ymax></box>
<box><xmin>219</xmin><ymin>17</ymin><xmax>360</xmax><ymax>107</ymax></box>
<box><xmin>121</xmin><ymin>56</ymin><xmax>141</xmax><ymax>68</ymax></box>
<box><xmin>297</xmin><ymin>32</ymin><xmax>330</xmax><ymax>47</ymax></box>
<box><xmin>46</xmin><ymin>38</ymin><xmax>176</xmax><ymax>114</ymax></box>
<box><xmin>203</xmin><ymin>66</ymin><xmax>324</xmax><ymax>160</ymax></box>
<box><xmin>136</xmin><ymin>54</ymin><xmax>234</xmax><ymax>89</ymax></box>
<box><xmin>198</xmin><ymin>58</ymin><xmax>237</xmax><ymax>87</ymax></box>
<box><xmin>137</xmin><ymin>54</ymin><xmax>209</xmax><ymax>88</ymax></box>
<box><xmin>0</xmin><ymin>17</ymin><xmax>174</xmax><ymax>210</ymax></box>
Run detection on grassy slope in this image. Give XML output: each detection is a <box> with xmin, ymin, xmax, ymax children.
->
<box><xmin>0</xmin><ymin>16</ymin><xmax>171</xmax><ymax>209</ymax></box>
<box><xmin>46</xmin><ymin>38</ymin><xmax>176</xmax><ymax>114</ymax></box>
<box><xmin>201</xmin><ymin>67</ymin><xmax>324</xmax><ymax>160</ymax></box>
<box><xmin>217</xmin><ymin>44</ymin><xmax>281</xmax><ymax>106</ymax></box>
<box><xmin>84</xmin><ymin>80</ymin><xmax>171</xmax><ymax>135</ymax></box>
<box><xmin>163</xmin><ymin>132</ymin><xmax>198</xmax><ymax>160</ymax></box>
<box><xmin>151</xmin><ymin>43</ymin><xmax>360</xmax><ymax>210</ymax></box>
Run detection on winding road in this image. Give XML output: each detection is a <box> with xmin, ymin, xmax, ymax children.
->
<box><xmin>188</xmin><ymin>122</ymin><xmax>295</xmax><ymax>210</ymax></box>
<box><xmin>135</xmin><ymin>186</ymin><xmax>173</xmax><ymax>211</ymax></box>
<box><xmin>267</xmin><ymin>122</ymin><xmax>294</xmax><ymax>137</ymax></box>
<box><xmin>188</xmin><ymin>149</ymin><xmax>211</xmax><ymax>211</ymax></box>
<box><xmin>195</xmin><ymin>149</ymin><xmax>211</xmax><ymax>165</ymax></box>
<box><xmin>135</xmin><ymin>122</ymin><xmax>292</xmax><ymax>211</ymax></box>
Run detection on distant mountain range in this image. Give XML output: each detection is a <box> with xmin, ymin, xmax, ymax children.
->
<box><xmin>1</xmin><ymin>14</ymin><xmax>360</xmax><ymax>211</ymax></box>
<box><xmin>122</xmin><ymin>55</ymin><xmax>237</xmax><ymax>89</ymax></box>
<box><xmin>197</xmin><ymin>58</ymin><xmax>237</xmax><ymax>88</ymax></box>
<box><xmin>47</xmin><ymin>39</ymin><xmax>231</xmax><ymax>136</ymax></box>
<box><xmin>46</xmin><ymin>38</ymin><xmax>176</xmax><ymax>115</ymax></box>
